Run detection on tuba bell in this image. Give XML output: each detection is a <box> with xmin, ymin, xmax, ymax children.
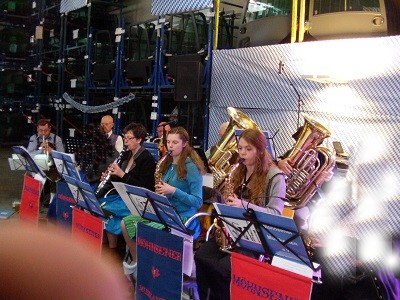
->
<box><xmin>208</xmin><ymin>107</ymin><xmax>260</xmax><ymax>189</ymax></box>
<box><xmin>285</xmin><ymin>115</ymin><xmax>335</xmax><ymax>209</ymax></box>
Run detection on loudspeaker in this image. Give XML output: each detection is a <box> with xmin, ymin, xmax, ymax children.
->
<box><xmin>174</xmin><ymin>61</ymin><xmax>203</xmax><ymax>102</ymax></box>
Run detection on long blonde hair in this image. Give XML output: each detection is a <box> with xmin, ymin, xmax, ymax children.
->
<box><xmin>231</xmin><ymin>128</ymin><xmax>275</xmax><ymax>205</ymax></box>
<box><xmin>158</xmin><ymin>126</ymin><xmax>206</xmax><ymax>179</ymax></box>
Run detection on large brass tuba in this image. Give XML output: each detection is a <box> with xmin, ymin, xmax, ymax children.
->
<box><xmin>285</xmin><ymin>115</ymin><xmax>336</xmax><ymax>209</ymax></box>
<box><xmin>208</xmin><ymin>107</ymin><xmax>260</xmax><ymax>189</ymax></box>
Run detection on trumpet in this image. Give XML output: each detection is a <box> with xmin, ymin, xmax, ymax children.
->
<box><xmin>95</xmin><ymin>147</ymin><xmax>128</xmax><ymax>198</ymax></box>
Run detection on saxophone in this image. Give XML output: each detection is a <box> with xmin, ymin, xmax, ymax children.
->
<box><xmin>154</xmin><ymin>150</ymin><xmax>171</xmax><ymax>185</ymax></box>
<box><xmin>95</xmin><ymin>147</ymin><xmax>128</xmax><ymax>198</ymax></box>
<box><xmin>215</xmin><ymin>158</ymin><xmax>244</xmax><ymax>249</ymax></box>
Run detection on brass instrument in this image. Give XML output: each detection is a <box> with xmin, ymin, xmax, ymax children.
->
<box><xmin>285</xmin><ymin>115</ymin><xmax>335</xmax><ymax>209</ymax></box>
<box><xmin>95</xmin><ymin>147</ymin><xmax>128</xmax><ymax>198</ymax></box>
<box><xmin>208</xmin><ymin>107</ymin><xmax>260</xmax><ymax>189</ymax></box>
<box><xmin>154</xmin><ymin>150</ymin><xmax>171</xmax><ymax>185</ymax></box>
<box><xmin>214</xmin><ymin>158</ymin><xmax>244</xmax><ymax>248</ymax></box>
<box><xmin>153</xmin><ymin>137</ymin><xmax>167</xmax><ymax>159</ymax></box>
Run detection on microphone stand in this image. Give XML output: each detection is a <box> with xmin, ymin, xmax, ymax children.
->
<box><xmin>278</xmin><ymin>60</ymin><xmax>303</xmax><ymax>129</ymax></box>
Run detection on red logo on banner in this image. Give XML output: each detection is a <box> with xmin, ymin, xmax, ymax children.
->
<box><xmin>231</xmin><ymin>252</ymin><xmax>313</xmax><ymax>300</ymax></box>
<box><xmin>72</xmin><ymin>207</ymin><xmax>103</xmax><ymax>256</ymax></box>
<box><xmin>152</xmin><ymin>266</ymin><xmax>161</xmax><ymax>278</ymax></box>
<box><xmin>19</xmin><ymin>174</ymin><xmax>41</xmax><ymax>225</ymax></box>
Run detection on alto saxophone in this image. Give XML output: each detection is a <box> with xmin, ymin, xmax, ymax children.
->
<box><xmin>154</xmin><ymin>151</ymin><xmax>171</xmax><ymax>185</ymax></box>
<box><xmin>215</xmin><ymin>158</ymin><xmax>244</xmax><ymax>249</ymax></box>
<box><xmin>95</xmin><ymin>147</ymin><xmax>128</xmax><ymax>198</ymax></box>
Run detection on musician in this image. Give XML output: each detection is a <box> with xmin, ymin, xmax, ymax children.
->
<box><xmin>27</xmin><ymin>119</ymin><xmax>64</xmax><ymax>155</ymax></box>
<box><xmin>27</xmin><ymin>119</ymin><xmax>64</xmax><ymax>206</ymax></box>
<box><xmin>148</xmin><ymin>121</ymin><xmax>171</xmax><ymax>158</ymax></box>
<box><xmin>205</xmin><ymin>121</ymin><xmax>229</xmax><ymax>159</ymax></box>
<box><xmin>194</xmin><ymin>128</ymin><xmax>286</xmax><ymax>300</ymax></box>
<box><xmin>121</xmin><ymin>126</ymin><xmax>206</xmax><ymax>279</ymax></box>
<box><xmin>98</xmin><ymin>122</ymin><xmax>156</xmax><ymax>250</ymax></box>
<box><xmin>277</xmin><ymin>126</ymin><xmax>335</xmax><ymax>232</ymax></box>
<box><xmin>100</xmin><ymin>115</ymin><xmax>123</xmax><ymax>153</ymax></box>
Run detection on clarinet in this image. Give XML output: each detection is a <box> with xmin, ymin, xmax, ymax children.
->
<box><xmin>95</xmin><ymin>147</ymin><xmax>128</xmax><ymax>198</ymax></box>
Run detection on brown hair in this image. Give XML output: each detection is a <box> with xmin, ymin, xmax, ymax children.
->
<box><xmin>158</xmin><ymin>126</ymin><xmax>206</xmax><ymax>179</ymax></box>
<box><xmin>37</xmin><ymin>119</ymin><xmax>51</xmax><ymax>127</ymax></box>
<box><xmin>231</xmin><ymin>128</ymin><xmax>275</xmax><ymax>205</ymax></box>
<box><xmin>123</xmin><ymin>122</ymin><xmax>147</xmax><ymax>145</ymax></box>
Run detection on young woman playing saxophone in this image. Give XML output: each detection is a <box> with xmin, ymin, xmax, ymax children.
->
<box><xmin>120</xmin><ymin>126</ymin><xmax>206</xmax><ymax>279</ymax></box>
<box><xmin>194</xmin><ymin>128</ymin><xmax>286</xmax><ymax>300</ymax></box>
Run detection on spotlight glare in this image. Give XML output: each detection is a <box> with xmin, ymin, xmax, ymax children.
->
<box><xmin>324</xmin><ymin>230</ymin><xmax>348</xmax><ymax>257</ymax></box>
<box><xmin>359</xmin><ymin>235</ymin><xmax>389</xmax><ymax>262</ymax></box>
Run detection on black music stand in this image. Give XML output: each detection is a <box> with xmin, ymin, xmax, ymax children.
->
<box><xmin>51</xmin><ymin>150</ymin><xmax>81</xmax><ymax>181</ymax></box>
<box><xmin>112</xmin><ymin>182</ymin><xmax>190</xmax><ymax>235</ymax></box>
<box><xmin>10</xmin><ymin>146</ymin><xmax>46</xmax><ymax>181</ymax></box>
<box><xmin>63</xmin><ymin>175</ymin><xmax>112</xmax><ymax>220</ymax></box>
<box><xmin>213</xmin><ymin>203</ymin><xmax>319</xmax><ymax>272</ymax></box>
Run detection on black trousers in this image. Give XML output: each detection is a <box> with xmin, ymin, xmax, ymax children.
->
<box><xmin>194</xmin><ymin>240</ymin><xmax>231</xmax><ymax>300</ymax></box>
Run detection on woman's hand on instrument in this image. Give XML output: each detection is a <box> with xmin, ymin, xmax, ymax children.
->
<box><xmin>155</xmin><ymin>181</ymin><xmax>176</xmax><ymax>196</ymax></box>
<box><xmin>108</xmin><ymin>163</ymin><xmax>124</xmax><ymax>178</ymax></box>
<box><xmin>225</xmin><ymin>195</ymin><xmax>241</xmax><ymax>207</ymax></box>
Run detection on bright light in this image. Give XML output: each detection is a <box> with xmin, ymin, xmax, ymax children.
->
<box><xmin>308</xmin><ymin>206</ymin><xmax>334</xmax><ymax>233</ymax></box>
<box><xmin>314</xmin><ymin>85</ymin><xmax>364</xmax><ymax>117</ymax></box>
<box><xmin>356</xmin><ymin>195</ymin><xmax>383</xmax><ymax>221</ymax></box>
<box><xmin>296</xmin><ymin>37</ymin><xmax>396</xmax><ymax>81</ymax></box>
<box><xmin>386</xmin><ymin>252</ymin><xmax>400</xmax><ymax>271</ymax></box>
<box><xmin>357</xmin><ymin>134</ymin><xmax>386</xmax><ymax>164</ymax></box>
<box><xmin>359</xmin><ymin>235</ymin><xmax>390</xmax><ymax>262</ymax></box>
<box><xmin>324</xmin><ymin>229</ymin><xmax>350</xmax><ymax>257</ymax></box>
<box><xmin>381</xmin><ymin>173</ymin><xmax>399</xmax><ymax>200</ymax></box>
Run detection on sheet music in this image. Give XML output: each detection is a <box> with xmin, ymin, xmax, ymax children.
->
<box><xmin>112</xmin><ymin>182</ymin><xmax>153</xmax><ymax>217</ymax></box>
<box><xmin>213</xmin><ymin>203</ymin><xmax>263</xmax><ymax>252</ymax></box>
<box><xmin>63</xmin><ymin>175</ymin><xmax>105</xmax><ymax>218</ymax></box>
<box><xmin>52</xmin><ymin>151</ymin><xmax>81</xmax><ymax>180</ymax></box>
<box><xmin>113</xmin><ymin>182</ymin><xmax>189</xmax><ymax>234</ymax></box>
<box><xmin>214</xmin><ymin>203</ymin><xmax>316</xmax><ymax>270</ymax></box>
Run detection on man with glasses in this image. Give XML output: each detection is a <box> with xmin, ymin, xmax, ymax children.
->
<box><xmin>27</xmin><ymin>119</ymin><xmax>64</xmax><ymax>155</ymax></box>
<box><xmin>26</xmin><ymin>119</ymin><xmax>65</xmax><ymax>207</ymax></box>
<box><xmin>100</xmin><ymin>115</ymin><xmax>123</xmax><ymax>153</ymax></box>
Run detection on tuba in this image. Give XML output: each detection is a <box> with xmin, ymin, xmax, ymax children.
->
<box><xmin>208</xmin><ymin>107</ymin><xmax>260</xmax><ymax>189</ymax></box>
<box><xmin>285</xmin><ymin>115</ymin><xmax>336</xmax><ymax>209</ymax></box>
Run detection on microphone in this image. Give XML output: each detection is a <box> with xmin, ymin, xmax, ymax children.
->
<box><xmin>278</xmin><ymin>60</ymin><xmax>284</xmax><ymax>74</ymax></box>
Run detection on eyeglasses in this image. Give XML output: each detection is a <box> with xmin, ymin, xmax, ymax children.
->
<box><xmin>123</xmin><ymin>136</ymin><xmax>136</xmax><ymax>141</ymax></box>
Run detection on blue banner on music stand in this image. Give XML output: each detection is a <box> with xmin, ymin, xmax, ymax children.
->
<box><xmin>136</xmin><ymin>223</ymin><xmax>184</xmax><ymax>300</ymax></box>
<box><xmin>55</xmin><ymin>181</ymin><xmax>75</xmax><ymax>231</ymax></box>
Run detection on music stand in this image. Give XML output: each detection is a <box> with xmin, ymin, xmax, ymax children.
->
<box><xmin>112</xmin><ymin>182</ymin><xmax>190</xmax><ymax>235</ymax></box>
<box><xmin>10</xmin><ymin>146</ymin><xmax>46</xmax><ymax>182</ymax></box>
<box><xmin>51</xmin><ymin>150</ymin><xmax>81</xmax><ymax>181</ymax></box>
<box><xmin>63</xmin><ymin>175</ymin><xmax>110</xmax><ymax>220</ymax></box>
<box><xmin>213</xmin><ymin>203</ymin><xmax>319</xmax><ymax>272</ymax></box>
